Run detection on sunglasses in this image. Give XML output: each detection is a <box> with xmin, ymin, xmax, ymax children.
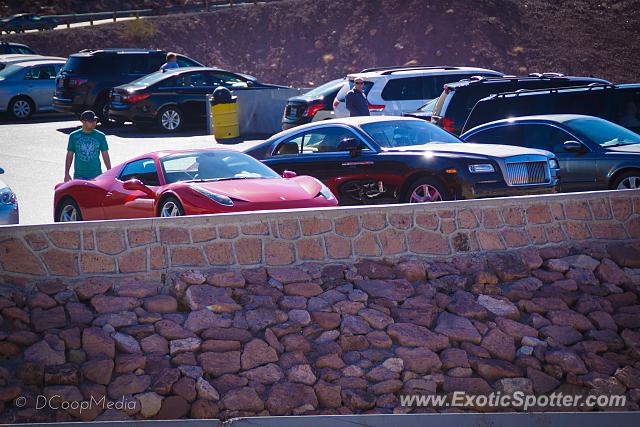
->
<box><xmin>355</xmin><ymin>82</ymin><xmax>364</xmax><ymax>85</ymax></box>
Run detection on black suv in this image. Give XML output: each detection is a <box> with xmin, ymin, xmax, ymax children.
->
<box><xmin>462</xmin><ymin>83</ymin><xmax>640</xmax><ymax>135</ymax></box>
<box><xmin>430</xmin><ymin>73</ymin><xmax>611</xmax><ymax>135</ymax></box>
<box><xmin>0</xmin><ymin>41</ymin><xmax>35</xmax><ymax>55</ymax></box>
<box><xmin>53</xmin><ymin>48</ymin><xmax>204</xmax><ymax>123</ymax></box>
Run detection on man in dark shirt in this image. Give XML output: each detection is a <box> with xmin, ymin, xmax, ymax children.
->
<box><xmin>345</xmin><ymin>77</ymin><xmax>370</xmax><ymax>117</ymax></box>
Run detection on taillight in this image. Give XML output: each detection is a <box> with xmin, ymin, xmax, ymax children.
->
<box><xmin>67</xmin><ymin>78</ymin><xmax>88</xmax><ymax>88</ymax></box>
<box><xmin>442</xmin><ymin>117</ymin><xmax>455</xmax><ymax>133</ymax></box>
<box><xmin>368</xmin><ymin>103</ymin><xmax>385</xmax><ymax>112</ymax></box>
<box><xmin>305</xmin><ymin>103</ymin><xmax>324</xmax><ymax>117</ymax></box>
<box><xmin>124</xmin><ymin>93</ymin><xmax>151</xmax><ymax>103</ymax></box>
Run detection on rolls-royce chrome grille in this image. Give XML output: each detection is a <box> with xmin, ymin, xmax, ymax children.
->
<box><xmin>505</xmin><ymin>161</ymin><xmax>549</xmax><ymax>186</ymax></box>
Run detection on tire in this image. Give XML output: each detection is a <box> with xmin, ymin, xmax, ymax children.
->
<box><xmin>402</xmin><ymin>177</ymin><xmax>449</xmax><ymax>203</ymax></box>
<box><xmin>56</xmin><ymin>198</ymin><xmax>83</xmax><ymax>222</ymax></box>
<box><xmin>9</xmin><ymin>96</ymin><xmax>34</xmax><ymax>120</ymax></box>
<box><xmin>156</xmin><ymin>106</ymin><xmax>183</xmax><ymax>132</ymax></box>
<box><xmin>158</xmin><ymin>196</ymin><xmax>185</xmax><ymax>217</ymax></box>
<box><xmin>95</xmin><ymin>97</ymin><xmax>124</xmax><ymax>127</ymax></box>
<box><xmin>612</xmin><ymin>171</ymin><xmax>640</xmax><ymax>190</ymax></box>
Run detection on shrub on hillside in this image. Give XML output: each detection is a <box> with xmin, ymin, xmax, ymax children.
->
<box><xmin>121</xmin><ymin>18</ymin><xmax>156</xmax><ymax>42</ymax></box>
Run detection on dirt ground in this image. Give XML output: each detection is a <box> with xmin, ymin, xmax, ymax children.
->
<box><xmin>1</xmin><ymin>0</ymin><xmax>639</xmax><ymax>86</ymax></box>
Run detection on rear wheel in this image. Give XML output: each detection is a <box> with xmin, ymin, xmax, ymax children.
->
<box><xmin>9</xmin><ymin>96</ymin><xmax>34</xmax><ymax>120</ymax></box>
<box><xmin>403</xmin><ymin>177</ymin><xmax>449</xmax><ymax>203</ymax></box>
<box><xmin>56</xmin><ymin>199</ymin><xmax>83</xmax><ymax>222</ymax></box>
<box><xmin>159</xmin><ymin>196</ymin><xmax>184</xmax><ymax>217</ymax></box>
<box><xmin>96</xmin><ymin>96</ymin><xmax>124</xmax><ymax>127</ymax></box>
<box><xmin>157</xmin><ymin>106</ymin><xmax>183</xmax><ymax>132</ymax></box>
<box><xmin>613</xmin><ymin>171</ymin><xmax>640</xmax><ymax>190</ymax></box>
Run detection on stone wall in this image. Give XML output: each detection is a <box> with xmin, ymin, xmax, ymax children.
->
<box><xmin>0</xmin><ymin>190</ymin><xmax>639</xmax><ymax>284</ymax></box>
<box><xmin>0</xmin><ymin>190</ymin><xmax>639</xmax><ymax>422</ymax></box>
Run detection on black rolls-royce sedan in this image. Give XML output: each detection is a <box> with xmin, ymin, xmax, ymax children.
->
<box><xmin>244</xmin><ymin>117</ymin><xmax>560</xmax><ymax>205</ymax></box>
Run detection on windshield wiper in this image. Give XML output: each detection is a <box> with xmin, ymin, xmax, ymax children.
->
<box><xmin>185</xmin><ymin>177</ymin><xmax>260</xmax><ymax>183</ymax></box>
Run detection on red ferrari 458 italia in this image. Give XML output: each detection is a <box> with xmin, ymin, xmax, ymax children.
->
<box><xmin>54</xmin><ymin>149</ymin><xmax>338</xmax><ymax>221</ymax></box>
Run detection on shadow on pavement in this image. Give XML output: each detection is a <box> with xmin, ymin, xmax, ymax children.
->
<box><xmin>0</xmin><ymin>112</ymin><xmax>76</xmax><ymax>125</ymax></box>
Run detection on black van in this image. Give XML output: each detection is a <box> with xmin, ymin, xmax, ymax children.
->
<box><xmin>53</xmin><ymin>48</ymin><xmax>203</xmax><ymax>123</ymax></box>
<box><xmin>462</xmin><ymin>83</ymin><xmax>640</xmax><ymax>134</ymax></box>
<box><xmin>430</xmin><ymin>73</ymin><xmax>610</xmax><ymax>135</ymax></box>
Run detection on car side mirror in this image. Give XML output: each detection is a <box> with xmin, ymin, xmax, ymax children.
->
<box><xmin>339</xmin><ymin>138</ymin><xmax>361</xmax><ymax>157</ymax></box>
<box><xmin>0</xmin><ymin>168</ymin><xmax>4</xmax><ymax>175</ymax></box>
<box><xmin>563</xmin><ymin>140</ymin><xmax>585</xmax><ymax>153</ymax></box>
<box><xmin>123</xmin><ymin>179</ymin><xmax>154</xmax><ymax>196</ymax></box>
<box><xmin>282</xmin><ymin>170</ymin><xmax>297</xmax><ymax>179</ymax></box>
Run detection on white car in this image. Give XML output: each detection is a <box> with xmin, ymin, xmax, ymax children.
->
<box><xmin>0</xmin><ymin>54</ymin><xmax>65</xmax><ymax>70</ymax></box>
<box><xmin>333</xmin><ymin>65</ymin><xmax>503</xmax><ymax>118</ymax></box>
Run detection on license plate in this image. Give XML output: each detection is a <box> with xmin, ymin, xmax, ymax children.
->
<box><xmin>113</xmin><ymin>95</ymin><xmax>121</xmax><ymax>102</ymax></box>
<box><xmin>56</xmin><ymin>78</ymin><xmax>64</xmax><ymax>87</ymax></box>
<box><xmin>289</xmin><ymin>107</ymin><xmax>297</xmax><ymax>116</ymax></box>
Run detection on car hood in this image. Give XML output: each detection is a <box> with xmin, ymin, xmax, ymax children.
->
<box><xmin>187</xmin><ymin>177</ymin><xmax>321</xmax><ymax>202</ymax></box>
<box><xmin>606</xmin><ymin>144</ymin><xmax>640</xmax><ymax>154</ymax></box>
<box><xmin>382</xmin><ymin>143</ymin><xmax>552</xmax><ymax>159</ymax></box>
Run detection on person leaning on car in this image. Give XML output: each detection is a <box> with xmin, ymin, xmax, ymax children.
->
<box><xmin>160</xmin><ymin>52</ymin><xmax>179</xmax><ymax>71</ymax></box>
<box><xmin>345</xmin><ymin>77</ymin><xmax>370</xmax><ymax>117</ymax></box>
<box><xmin>64</xmin><ymin>111</ymin><xmax>111</xmax><ymax>182</ymax></box>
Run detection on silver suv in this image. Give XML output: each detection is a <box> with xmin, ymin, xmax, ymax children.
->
<box><xmin>333</xmin><ymin>65</ymin><xmax>503</xmax><ymax>118</ymax></box>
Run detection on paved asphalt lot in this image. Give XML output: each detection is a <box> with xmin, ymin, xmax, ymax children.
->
<box><xmin>0</xmin><ymin>114</ymin><xmax>266</xmax><ymax>225</ymax></box>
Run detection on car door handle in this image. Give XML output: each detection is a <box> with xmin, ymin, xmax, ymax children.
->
<box><xmin>341</xmin><ymin>161</ymin><xmax>374</xmax><ymax>166</ymax></box>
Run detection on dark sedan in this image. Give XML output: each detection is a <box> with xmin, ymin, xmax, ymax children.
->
<box><xmin>109</xmin><ymin>67</ymin><xmax>285</xmax><ymax>132</ymax></box>
<box><xmin>0</xmin><ymin>14</ymin><xmax>57</xmax><ymax>33</ymax></box>
<box><xmin>282</xmin><ymin>77</ymin><xmax>345</xmax><ymax>130</ymax></box>
<box><xmin>244</xmin><ymin>117</ymin><xmax>559</xmax><ymax>205</ymax></box>
<box><xmin>461</xmin><ymin>114</ymin><xmax>640</xmax><ymax>191</ymax></box>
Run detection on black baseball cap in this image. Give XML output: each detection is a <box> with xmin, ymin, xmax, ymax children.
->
<box><xmin>80</xmin><ymin>110</ymin><xmax>97</xmax><ymax>121</ymax></box>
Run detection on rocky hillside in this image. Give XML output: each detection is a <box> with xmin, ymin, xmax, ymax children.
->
<box><xmin>0</xmin><ymin>0</ymin><xmax>638</xmax><ymax>87</ymax></box>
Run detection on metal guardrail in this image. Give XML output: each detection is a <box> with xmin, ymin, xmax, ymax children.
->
<box><xmin>0</xmin><ymin>0</ymin><xmax>279</xmax><ymax>32</ymax></box>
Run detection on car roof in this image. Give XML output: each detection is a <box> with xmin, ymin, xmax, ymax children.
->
<box><xmin>268</xmin><ymin>116</ymin><xmax>422</xmax><ymax>140</ymax></box>
<box><xmin>349</xmin><ymin>66</ymin><xmax>500</xmax><ymax>79</ymax></box>
<box><xmin>11</xmin><ymin>59</ymin><xmax>66</xmax><ymax>67</ymax></box>
<box><xmin>446</xmin><ymin>75</ymin><xmax>610</xmax><ymax>89</ymax></box>
<box><xmin>0</xmin><ymin>55</ymin><xmax>64</xmax><ymax>63</ymax></box>
<box><xmin>130</xmin><ymin>148</ymin><xmax>243</xmax><ymax>161</ymax></box>
<box><xmin>473</xmin><ymin>114</ymin><xmax>599</xmax><ymax>128</ymax></box>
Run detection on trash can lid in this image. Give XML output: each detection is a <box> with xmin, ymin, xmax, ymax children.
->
<box><xmin>212</xmin><ymin>86</ymin><xmax>233</xmax><ymax>101</ymax></box>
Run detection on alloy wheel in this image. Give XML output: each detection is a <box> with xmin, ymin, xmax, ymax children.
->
<box><xmin>409</xmin><ymin>184</ymin><xmax>443</xmax><ymax>203</ymax></box>
<box><xmin>617</xmin><ymin>176</ymin><xmax>640</xmax><ymax>190</ymax></box>
<box><xmin>60</xmin><ymin>205</ymin><xmax>78</xmax><ymax>222</ymax></box>
<box><xmin>161</xmin><ymin>109</ymin><xmax>181</xmax><ymax>130</ymax></box>
<box><xmin>161</xmin><ymin>201</ymin><xmax>182</xmax><ymax>217</ymax></box>
<box><xmin>12</xmin><ymin>100</ymin><xmax>31</xmax><ymax>119</ymax></box>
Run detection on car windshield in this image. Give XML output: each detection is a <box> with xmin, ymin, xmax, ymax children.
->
<box><xmin>418</xmin><ymin>98</ymin><xmax>438</xmax><ymax>113</ymax></box>
<box><xmin>361</xmin><ymin>120</ymin><xmax>462</xmax><ymax>148</ymax></box>
<box><xmin>129</xmin><ymin>70</ymin><xmax>176</xmax><ymax>87</ymax></box>
<box><xmin>566</xmin><ymin>117</ymin><xmax>640</xmax><ymax>147</ymax></box>
<box><xmin>162</xmin><ymin>151</ymin><xmax>281</xmax><ymax>184</ymax></box>
<box><xmin>304</xmin><ymin>78</ymin><xmax>344</xmax><ymax>97</ymax></box>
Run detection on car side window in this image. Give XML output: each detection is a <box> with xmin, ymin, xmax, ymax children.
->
<box><xmin>176</xmin><ymin>56</ymin><xmax>201</xmax><ymax>67</ymax></box>
<box><xmin>25</xmin><ymin>65</ymin><xmax>56</xmax><ymax>80</ymax></box>
<box><xmin>616</xmin><ymin>90</ymin><xmax>640</xmax><ymax>132</ymax></box>
<box><xmin>119</xmin><ymin>158</ymin><xmax>160</xmax><ymax>186</ymax></box>
<box><xmin>465</xmin><ymin>125</ymin><xmax>524</xmax><ymax>146</ymax></box>
<box><xmin>520</xmin><ymin>124</ymin><xmax>575</xmax><ymax>153</ymax></box>
<box><xmin>381</xmin><ymin>77</ymin><xmax>423</xmax><ymax>101</ymax></box>
<box><xmin>175</xmin><ymin>72</ymin><xmax>208</xmax><ymax>87</ymax></box>
<box><xmin>273</xmin><ymin>135</ymin><xmax>304</xmax><ymax>156</ymax></box>
<box><xmin>301</xmin><ymin>128</ymin><xmax>366</xmax><ymax>154</ymax></box>
<box><xmin>206</xmin><ymin>72</ymin><xmax>247</xmax><ymax>88</ymax></box>
<box><xmin>127</xmin><ymin>57</ymin><xmax>149</xmax><ymax>75</ymax></box>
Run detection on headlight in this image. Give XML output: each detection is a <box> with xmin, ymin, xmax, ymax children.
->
<box><xmin>468</xmin><ymin>164</ymin><xmax>495</xmax><ymax>173</ymax></box>
<box><xmin>191</xmin><ymin>185</ymin><xmax>234</xmax><ymax>206</ymax></box>
<box><xmin>0</xmin><ymin>187</ymin><xmax>17</xmax><ymax>206</ymax></box>
<box><xmin>549</xmin><ymin>158</ymin><xmax>559</xmax><ymax>169</ymax></box>
<box><xmin>318</xmin><ymin>183</ymin><xmax>335</xmax><ymax>200</ymax></box>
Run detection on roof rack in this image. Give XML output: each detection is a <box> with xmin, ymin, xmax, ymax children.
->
<box><xmin>490</xmin><ymin>83</ymin><xmax>616</xmax><ymax>99</ymax></box>
<box><xmin>78</xmin><ymin>48</ymin><xmax>164</xmax><ymax>54</ymax></box>
<box><xmin>528</xmin><ymin>72</ymin><xmax>566</xmax><ymax>78</ymax></box>
<box><xmin>359</xmin><ymin>65</ymin><xmax>461</xmax><ymax>74</ymax></box>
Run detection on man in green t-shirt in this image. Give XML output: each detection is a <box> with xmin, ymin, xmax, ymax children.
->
<box><xmin>64</xmin><ymin>110</ymin><xmax>111</xmax><ymax>181</ymax></box>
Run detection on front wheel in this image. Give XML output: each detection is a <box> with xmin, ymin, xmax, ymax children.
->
<box><xmin>157</xmin><ymin>106</ymin><xmax>183</xmax><ymax>132</ymax></box>
<box><xmin>9</xmin><ymin>96</ymin><xmax>34</xmax><ymax>120</ymax></box>
<box><xmin>403</xmin><ymin>177</ymin><xmax>449</xmax><ymax>203</ymax></box>
<box><xmin>159</xmin><ymin>196</ymin><xmax>185</xmax><ymax>217</ymax></box>
<box><xmin>56</xmin><ymin>199</ymin><xmax>83</xmax><ymax>222</ymax></box>
<box><xmin>613</xmin><ymin>171</ymin><xmax>640</xmax><ymax>190</ymax></box>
